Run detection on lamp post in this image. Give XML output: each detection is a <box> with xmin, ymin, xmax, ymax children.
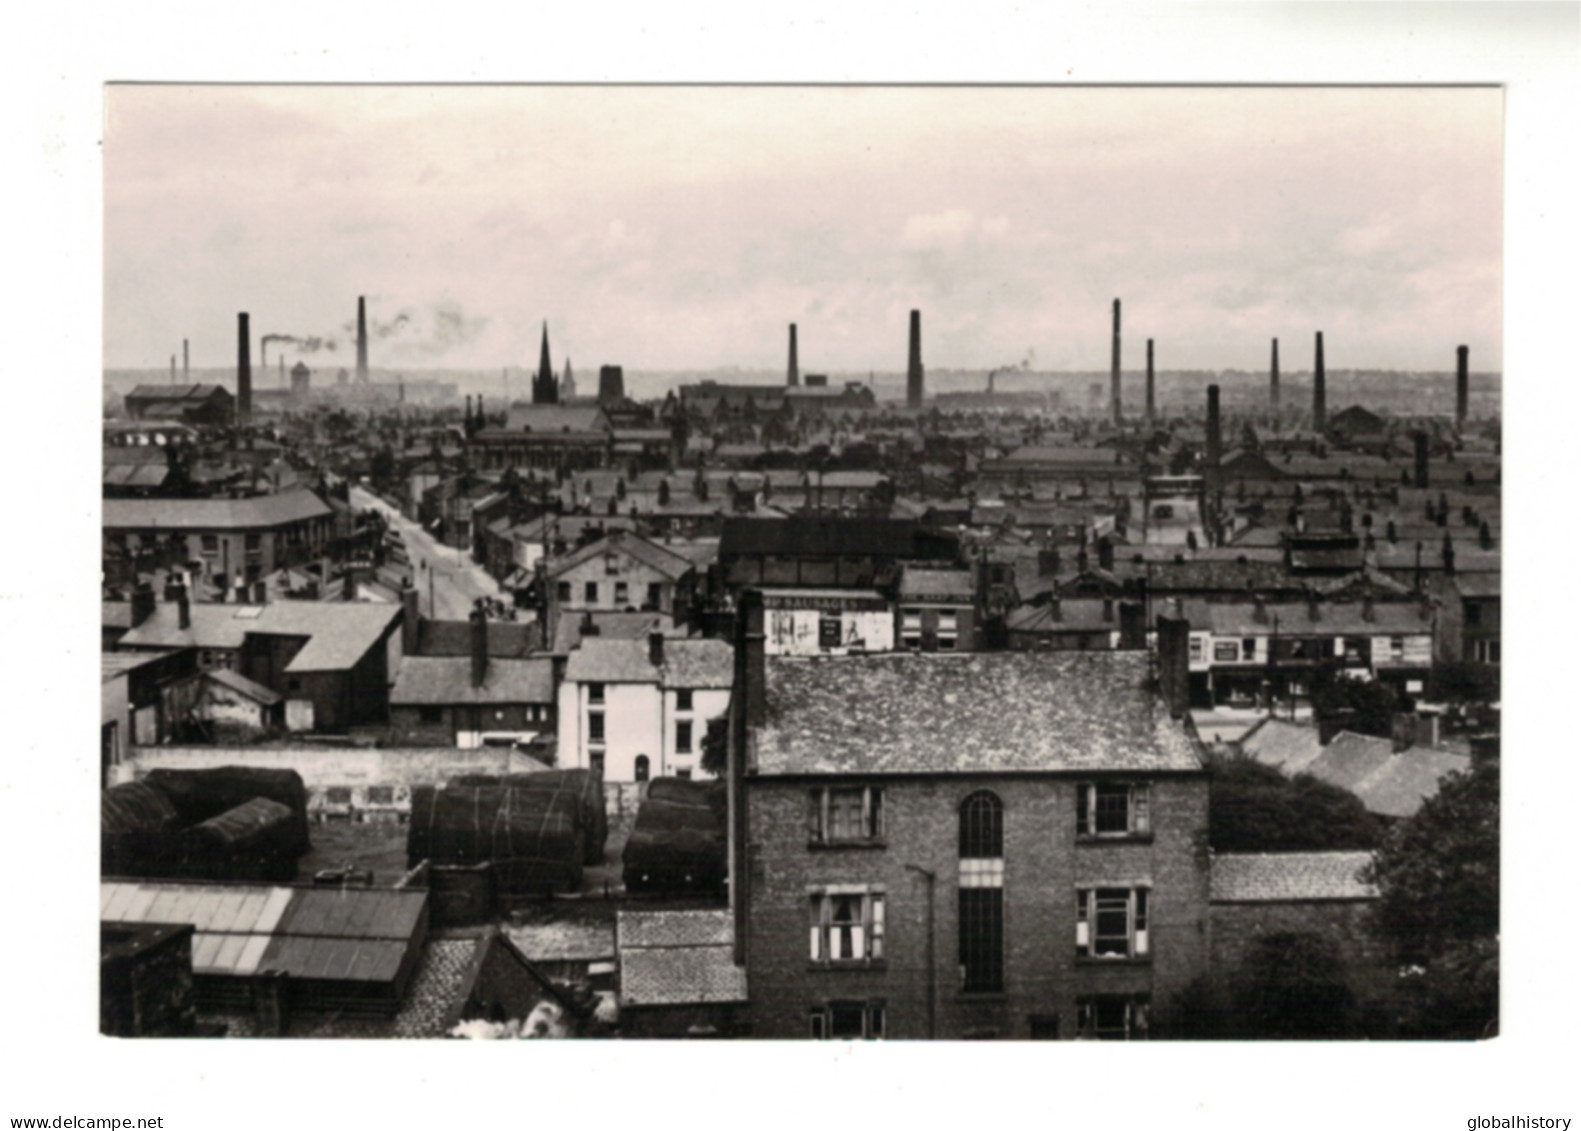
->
<box><xmin>904</xmin><ymin>863</ymin><xmax>937</xmax><ymax>1039</ymax></box>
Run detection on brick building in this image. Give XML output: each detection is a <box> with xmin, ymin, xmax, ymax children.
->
<box><xmin>731</xmin><ymin>628</ymin><xmax>1210</xmax><ymax>1040</ymax></box>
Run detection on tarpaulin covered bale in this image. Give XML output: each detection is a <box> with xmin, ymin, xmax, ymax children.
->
<box><xmin>143</xmin><ymin>767</ymin><xmax>311</xmax><ymax>856</ymax></box>
<box><xmin>622</xmin><ymin>778</ymin><xmax>727</xmax><ymax>893</ymax></box>
<box><xmin>406</xmin><ymin>784</ymin><xmax>584</xmax><ymax>895</ymax></box>
<box><xmin>450</xmin><ymin>770</ymin><xmax>607</xmax><ymax>865</ymax></box>
<box><xmin>182</xmin><ymin>797</ymin><xmax>299</xmax><ymax>882</ymax></box>
<box><xmin>101</xmin><ymin>782</ymin><xmax>181</xmax><ymax>877</ymax></box>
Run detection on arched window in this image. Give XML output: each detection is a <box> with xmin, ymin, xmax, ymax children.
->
<box><xmin>958</xmin><ymin>791</ymin><xmax>1004</xmax><ymax>994</ymax></box>
<box><xmin>634</xmin><ymin>755</ymin><xmax>650</xmax><ymax>783</ymax></box>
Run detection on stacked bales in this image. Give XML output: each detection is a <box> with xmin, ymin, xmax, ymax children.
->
<box><xmin>182</xmin><ymin>798</ymin><xmax>299</xmax><ymax>882</ymax></box>
<box><xmin>406</xmin><ymin>778</ymin><xmax>585</xmax><ymax>899</ymax></box>
<box><xmin>622</xmin><ymin>778</ymin><xmax>728</xmax><ymax>894</ymax></box>
<box><xmin>143</xmin><ymin>768</ymin><xmax>311</xmax><ymax>857</ymax></box>
<box><xmin>101</xmin><ymin>781</ymin><xmax>181</xmax><ymax>877</ymax></box>
<box><xmin>451</xmin><ymin>770</ymin><xmax>607</xmax><ymax>864</ymax></box>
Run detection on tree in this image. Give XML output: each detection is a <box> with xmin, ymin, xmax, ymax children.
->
<box><xmin>1233</xmin><ymin>932</ymin><xmax>1359</xmax><ymax>1038</ymax></box>
<box><xmin>1309</xmin><ymin>666</ymin><xmax>1402</xmax><ymax>740</ymax></box>
<box><xmin>1364</xmin><ymin>761</ymin><xmax>1499</xmax><ymax>1037</ymax></box>
<box><xmin>700</xmin><ymin>715</ymin><xmax>730</xmax><ymax>777</ymax></box>
<box><xmin>1205</xmin><ymin>752</ymin><xmax>1383</xmax><ymax>854</ymax></box>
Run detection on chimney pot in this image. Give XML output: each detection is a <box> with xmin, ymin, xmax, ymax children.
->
<box><xmin>470</xmin><ymin>606</ymin><xmax>489</xmax><ymax>688</ymax></box>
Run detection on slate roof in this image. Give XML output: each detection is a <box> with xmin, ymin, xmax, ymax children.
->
<box><xmin>617</xmin><ymin>910</ymin><xmax>746</xmax><ymax>1007</ymax></box>
<box><xmin>550</xmin><ymin>611</ymin><xmax>675</xmax><ymax>654</ymax></box>
<box><xmin>545</xmin><ymin>530</ymin><xmax>694</xmax><ymax>581</ymax></box>
<box><xmin>898</xmin><ymin>567</ymin><xmax>976</xmax><ymax>602</ymax></box>
<box><xmin>416</xmin><ymin>619</ymin><xmax>539</xmax><ymax>658</ymax></box>
<box><xmin>1210</xmin><ymin>852</ymin><xmax>1378</xmax><ymax>902</ymax></box>
<box><xmin>720</xmin><ymin>516</ymin><xmax>957</xmax><ymax>559</ymax></box>
<box><xmin>1005</xmin><ymin>598</ymin><xmax>1120</xmax><ymax>634</ymax></box>
<box><xmin>391</xmin><ymin>656</ymin><xmax>556</xmax><ymax>705</ymax></box>
<box><xmin>1238</xmin><ymin>717</ymin><xmax>1324</xmax><ymax>774</ymax></box>
<box><xmin>102</xmin><ymin>490</ymin><xmax>332</xmax><ymax>531</ymax></box>
<box><xmin>204</xmin><ymin>667</ymin><xmax>284</xmax><ymax>705</ymax></box>
<box><xmin>1205</xmin><ymin>601</ymin><xmax>1432</xmax><ymax>637</ymax></box>
<box><xmin>501</xmin><ymin>404</ymin><xmax>610</xmax><ymax>433</ymax></box>
<box><xmin>101</xmin><ymin>650</ymin><xmax>177</xmax><ymax>681</ymax></box>
<box><xmin>564</xmin><ymin>635</ymin><xmax>733</xmax><ymax>689</ymax></box>
<box><xmin>1353</xmin><ymin>747</ymin><xmax>1471</xmax><ymax>819</ymax></box>
<box><xmin>1303</xmin><ymin>731</ymin><xmax>1395</xmax><ymax>792</ymax></box>
<box><xmin>754</xmin><ymin>651</ymin><xmax>1201</xmax><ymax>777</ymax></box>
<box><xmin>117</xmin><ymin>600</ymin><xmax>400</xmax><ymax>672</ymax></box>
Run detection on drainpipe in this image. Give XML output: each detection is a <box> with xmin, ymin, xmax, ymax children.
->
<box><xmin>904</xmin><ymin>863</ymin><xmax>937</xmax><ymax>1039</ymax></box>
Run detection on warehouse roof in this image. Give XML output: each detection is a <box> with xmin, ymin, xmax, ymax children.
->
<box><xmin>1210</xmin><ymin>852</ymin><xmax>1377</xmax><ymax>902</ymax></box>
<box><xmin>754</xmin><ymin>651</ymin><xmax>1201</xmax><ymax>776</ymax></box>
<box><xmin>102</xmin><ymin>490</ymin><xmax>332</xmax><ymax>531</ymax></box>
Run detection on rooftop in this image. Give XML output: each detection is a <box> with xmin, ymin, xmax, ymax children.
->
<box><xmin>102</xmin><ymin>490</ymin><xmax>332</xmax><ymax>531</ymax></box>
<box><xmin>616</xmin><ymin>910</ymin><xmax>746</xmax><ymax>1007</ymax></box>
<box><xmin>390</xmin><ymin>656</ymin><xmax>556</xmax><ymax>705</ymax></box>
<box><xmin>545</xmin><ymin>530</ymin><xmax>694</xmax><ymax>582</ymax></box>
<box><xmin>117</xmin><ymin>600</ymin><xmax>401</xmax><ymax>672</ymax></box>
<box><xmin>754</xmin><ymin>651</ymin><xmax>1201</xmax><ymax>777</ymax></box>
<box><xmin>564</xmin><ymin>636</ymin><xmax>734</xmax><ymax>689</ymax></box>
<box><xmin>1210</xmin><ymin>851</ymin><xmax>1378</xmax><ymax>902</ymax></box>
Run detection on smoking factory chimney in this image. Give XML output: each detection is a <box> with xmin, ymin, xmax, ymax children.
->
<box><xmin>906</xmin><ymin>310</ymin><xmax>924</xmax><ymax>410</ymax></box>
<box><xmin>1456</xmin><ymin>345</ymin><xmax>1469</xmax><ymax>430</ymax></box>
<box><xmin>356</xmin><ymin>296</ymin><xmax>369</xmax><ymax>383</ymax></box>
<box><xmin>237</xmin><ymin>312</ymin><xmax>252</xmax><ymax>421</ymax></box>
<box><xmin>787</xmin><ymin>323</ymin><xmax>799</xmax><ymax>387</ymax></box>
<box><xmin>1312</xmin><ymin>331</ymin><xmax>1326</xmax><ymax>431</ymax></box>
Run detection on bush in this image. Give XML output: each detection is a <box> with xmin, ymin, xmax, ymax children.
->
<box><xmin>1206</xmin><ymin>753</ymin><xmax>1383</xmax><ymax>853</ymax></box>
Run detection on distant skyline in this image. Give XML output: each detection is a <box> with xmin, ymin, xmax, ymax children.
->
<box><xmin>105</xmin><ymin>86</ymin><xmax>1502</xmax><ymax>377</ymax></box>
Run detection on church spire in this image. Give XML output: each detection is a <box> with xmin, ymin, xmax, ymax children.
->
<box><xmin>533</xmin><ymin>322</ymin><xmax>559</xmax><ymax>405</ymax></box>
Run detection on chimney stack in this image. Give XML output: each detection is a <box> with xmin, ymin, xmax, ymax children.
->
<box><xmin>1096</xmin><ymin>536</ymin><xmax>1115</xmax><ymax>572</ymax></box>
<box><xmin>183</xmin><ymin>338</ymin><xmax>189</xmax><ymax>383</ymax></box>
<box><xmin>728</xmin><ymin>587</ymin><xmax>766</xmax><ymax>963</ymax></box>
<box><xmin>237</xmin><ymin>312</ymin><xmax>252</xmax><ymax>421</ymax></box>
<box><xmin>1144</xmin><ymin>339</ymin><xmax>1155</xmax><ymax>426</ymax></box>
<box><xmin>1110</xmin><ymin>299</ymin><xmax>1122</xmax><ymax>427</ymax></box>
<box><xmin>470</xmin><ymin>605</ymin><xmax>489</xmax><ymax>688</ymax></box>
<box><xmin>906</xmin><ymin>310</ymin><xmax>924</xmax><ymax>410</ymax></box>
<box><xmin>175</xmin><ymin>582</ymin><xmax>191</xmax><ymax>630</ymax></box>
<box><xmin>1155</xmin><ymin>613</ymin><xmax>1191</xmax><ymax>719</ymax></box>
<box><xmin>1456</xmin><ymin>345</ymin><xmax>1469</xmax><ymax>430</ymax></box>
<box><xmin>648</xmin><ymin>631</ymin><xmax>665</xmax><ymax>668</ymax></box>
<box><xmin>1312</xmin><ymin>331</ymin><xmax>1326</xmax><ymax>431</ymax></box>
<box><xmin>1270</xmin><ymin>338</ymin><xmax>1280</xmax><ymax>410</ymax></box>
<box><xmin>170</xmin><ymin>354</ymin><xmax>177</xmax><ymax>384</ymax></box>
<box><xmin>356</xmin><ymin>296</ymin><xmax>369</xmax><ymax>383</ymax></box>
<box><xmin>131</xmin><ymin>581</ymin><xmax>156</xmax><ymax>628</ymax></box>
<box><xmin>1412</xmin><ymin>431</ymin><xmax>1430</xmax><ymax>489</ymax></box>
<box><xmin>1206</xmin><ymin>384</ymin><xmax>1223</xmax><ymax>471</ymax></box>
<box><xmin>787</xmin><ymin>324</ymin><xmax>799</xmax><ymax>387</ymax></box>
<box><xmin>402</xmin><ymin>584</ymin><xmax>420</xmax><ymax>655</ymax></box>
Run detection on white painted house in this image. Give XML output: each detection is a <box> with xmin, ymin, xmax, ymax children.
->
<box><xmin>557</xmin><ymin>633</ymin><xmax>734</xmax><ymax>783</ymax></box>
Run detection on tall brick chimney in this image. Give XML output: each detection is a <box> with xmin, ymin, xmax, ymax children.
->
<box><xmin>1413</xmin><ymin>431</ymin><xmax>1430</xmax><ymax>489</ymax></box>
<box><xmin>906</xmin><ymin>310</ymin><xmax>924</xmax><ymax>410</ymax></box>
<box><xmin>787</xmin><ymin>324</ymin><xmax>799</xmax><ymax>387</ymax></box>
<box><xmin>648</xmin><ymin>631</ymin><xmax>665</xmax><ymax>668</ymax></box>
<box><xmin>1144</xmin><ymin>339</ymin><xmax>1155</xmax><ymax>426</ymax></box>
<box><xmin>183</xmin><ymin>338</ymin><xmax>189</xmax><ymax>383</ymax></box>
<box><xmin>356</xmin><ymin>296</ymin><xmax>369</xmax><ymax>383</ymax></box>
<box><xmin>1312</xmin><ymin>331</ymin><xmax>1326</xmax><ymax>431</ymax></box>
<box><xmin>1155</xmin><ymin>613</ymin><xmax>1191</xmax><ymax>719</ymax></box>
<box><xmin>1206</xmin><ymin>384</ymin><xmax>1223</xmax><ymax>471</ymax></box>
<box><xmin>236</xmin><ymin>312</ymin><xmax>252</xmax><ymax>421</ymax></box>
<box><xmin>402</xmin><ymin>583</ymin><xmax>420</xmax><ymax>655</ymax></box>
<box><xmin>1270</xmin><ymin>337</ymin><xmax>1280</xmax><ymax>410</ymax></box>
<box><xmin>170</xmin><ymin>354</ymin><xmax>177</xmax><ymax>384</ymax></box>
<box><xmin>598</xmin><ymin>366</ymin><xmax>625</xmax><ymax>404</ymax></box>
<box><xmin>1456</xmin><ymin>345</ymin><xmax>1469</xmax><ymax>430</ymax></box>
<box><xmin>1110</xmin><ymin>299</ymin><xmax>1122</xmax><ymax>427</ymax></box>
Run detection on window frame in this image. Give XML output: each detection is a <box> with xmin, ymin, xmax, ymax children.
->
<box><xmin>807</xmin><ymin>786</ymin><xmax>885</xmax><ymax>847</ymax></box>
<box><xmin>1076</xmin><ymin>782</ymin><xmax>1151</xmax><ymax>839</ymax></box>
<box><xmin>958</xmin><ymin>790</ymin><xmax>1005</xmax><ymax>995</ymax></box>
<box><xmin>808</xmin><ymin>888</ymin><xmax>886</xmax><ymax>966</ymax></box>
<box><xmin>587</xmin><ymin>710</ymin><xmax>605</xmax><ymax>744</ymax></box>
<box><xmin>809</xmin><ymin>1000</ymin><xmax>885</xmax><ymax>1040</ymax></box>
<box><xmin>1075</xmin><ymin>886</ymin><xmax>1150</xmax><ymax>960</ymax></box>
<box><xmin>1075</xmin><ymin>995</ymin><xmax>1151</xmax><ymax>1040</ymax></box>
<box><xmin>585</xmin><ymin>581</ymin><xmax>599</xmax><ymax>604</ymax></box>
<box><xmin>675</xmin><ymin>719</ymin><xmax>693</xmax><ymax>754</ymax></box>
<box><xmin>675</xmin><ymin>689</ymin><xmax>693</xmax><ymax>713</ymax></box>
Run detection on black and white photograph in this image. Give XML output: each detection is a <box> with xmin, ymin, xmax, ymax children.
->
<box><xmin>9</xmin><ymin>3</ymin><xmax>1579</xmax><ymax>1128</ymax></box>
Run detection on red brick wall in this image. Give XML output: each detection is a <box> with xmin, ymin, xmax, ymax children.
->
<box><xmin>744</xmin><ymin>773</ymin><xmax>1210</xmax><ymax>1039</ymax></box>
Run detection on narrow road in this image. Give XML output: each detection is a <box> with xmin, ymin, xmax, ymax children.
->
<box><xmin>350</xmin><ymin>485</ymin><xmax>503</xmax><ymax>621</ymax></box>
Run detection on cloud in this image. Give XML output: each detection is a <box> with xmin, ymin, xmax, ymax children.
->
<box><xmin>901</xmin><ymin>209</ymin><xmax>1008</xmax><ymax>252</ymax></box>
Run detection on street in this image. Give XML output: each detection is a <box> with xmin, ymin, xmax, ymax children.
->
<box><xmin>350</xmin><ymin>485</ymin><xmax>504</xmax><ymax>621</ymax></box>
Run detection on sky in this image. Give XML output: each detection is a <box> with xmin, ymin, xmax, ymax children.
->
<box><xmin>105</xmin><ymin>85</ymin><xmax>1502</xmax><ymax>378</ymax></box>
